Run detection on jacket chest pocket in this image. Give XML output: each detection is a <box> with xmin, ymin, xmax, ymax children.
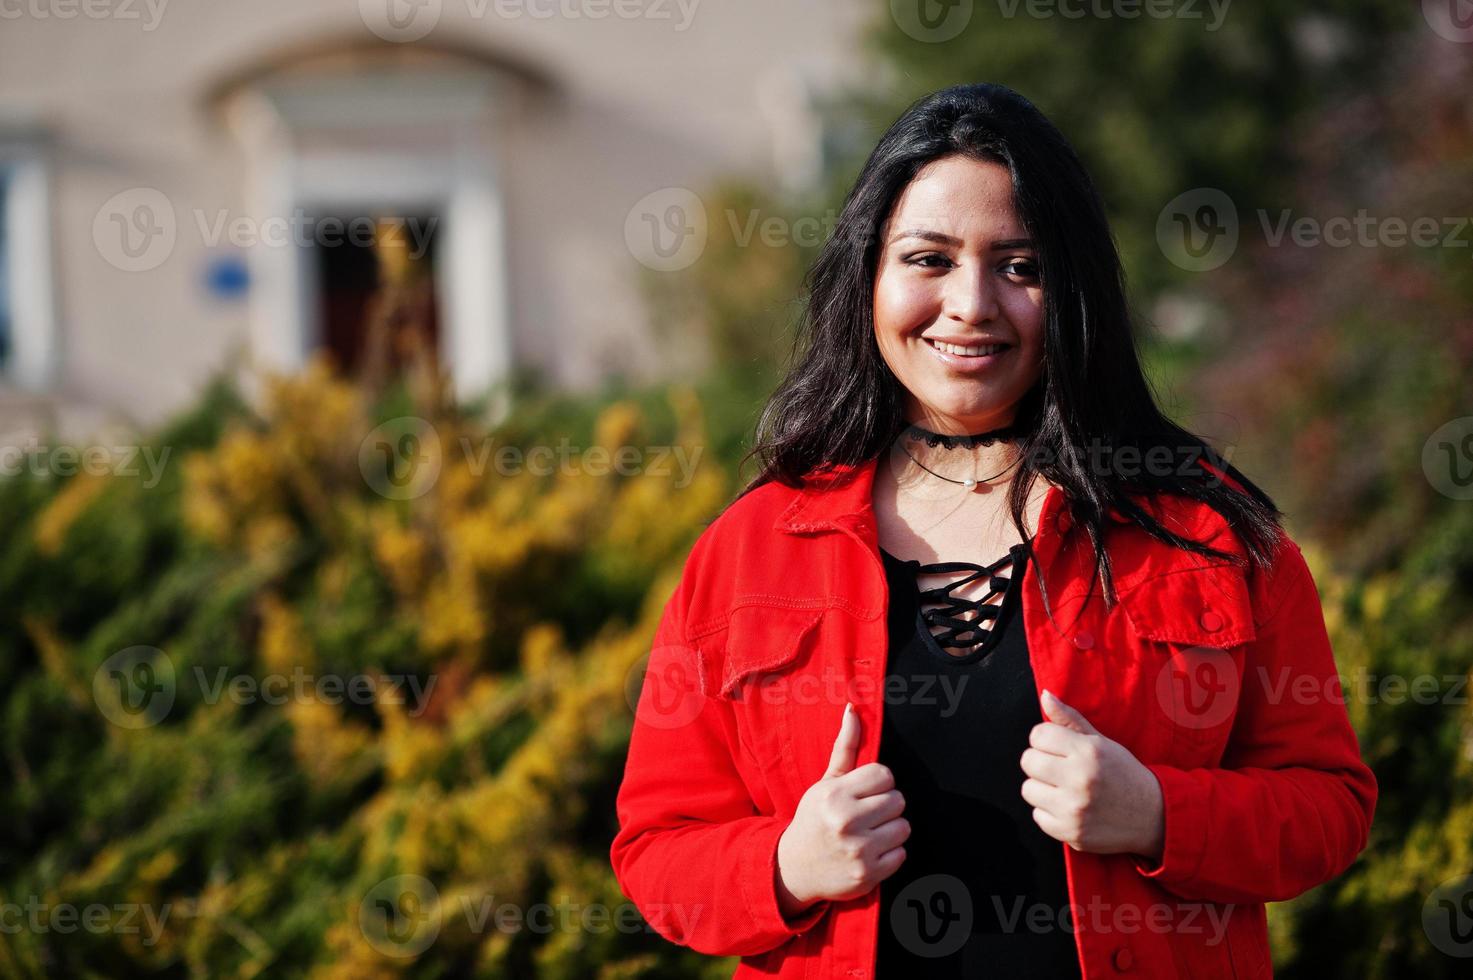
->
<box><xmin>693</xmin><ymin>602</ymin><xmax>845</xmax><ymax>806</ymax></box>
<box><xmin>1113</xmin><ymin>562</ymin><xmax>1258</xmax><ymax>764</ymax></box>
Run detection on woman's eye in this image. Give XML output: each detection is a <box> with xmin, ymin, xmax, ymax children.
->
<box><xmin>1002</xmin><ymin>258</ymin><xmax>1039</xmax><ymax>278</ymax></box>
<box><xmin>905</xmin><ymin>253</ymin><xmax>953</xmax><ymax>269</ymax></box>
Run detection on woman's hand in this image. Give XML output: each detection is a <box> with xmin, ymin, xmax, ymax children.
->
<box><xmin>775</xmin><ymin>702</ymin><xmax>910</xmax><ymax>918</ymax></box>
<box><xmin>1019</xmin><ymin>690</ymin><xmax>1166</xmax><ymax>860</ymax></box>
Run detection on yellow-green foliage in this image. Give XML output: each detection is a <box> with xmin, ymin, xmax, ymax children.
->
<box><xmin>0</xmin><ymin>358</ymin><xmax>730</xmax><ymax>977</ymax></box>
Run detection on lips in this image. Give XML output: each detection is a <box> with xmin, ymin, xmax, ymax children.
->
<box><xmin>924</xmin><ymin>336</ymin><xmax>1012</xmax><ymax>356</ymax></box>
<box><xmin>920</xmin><ymin>336</ymin><xmax>1013</xmax><ymax>373</ymax></box>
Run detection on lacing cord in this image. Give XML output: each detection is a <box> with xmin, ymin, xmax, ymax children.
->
<box><xmin>913</xmin><ymin>550</ymin><xmax>1017</xmax><ymax>653</ymax></box>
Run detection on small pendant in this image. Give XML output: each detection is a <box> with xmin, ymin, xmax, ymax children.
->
<box><xmin>963</xmin><ymin>478</ymin><xmax>977</xmax><ymax>490</ymax></box>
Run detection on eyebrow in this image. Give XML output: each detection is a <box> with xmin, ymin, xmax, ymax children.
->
<box><xmin>887</xmin><ymin>229</ymin><xmax>1036</xmax><ymax>250</ymax></box>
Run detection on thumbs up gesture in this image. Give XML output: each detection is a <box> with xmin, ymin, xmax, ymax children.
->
<box><xmin>775</xmin><ymin>703</ymin><xmax>910</xmax><ymax>919</ymax></box>
<box><xmin>1020</xmin><ymin>690</ymin><xmax>1166</xmax><ymax>859</ymax></box>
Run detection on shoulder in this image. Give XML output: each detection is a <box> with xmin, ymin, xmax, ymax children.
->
<box><xmin>684</xmin><ymin>475</ymin><xmax>802</xmax><ymax>563</ymax></box>
<box><xmin>717</xmin><ymin>475</ymin><xmax>806</xmax><ymax>532</ymax></box>
<box><xmin>1118</xmin><ymin>473</ymin><xmax>1308</xmax><ymax>630</ymax></box>
<box><xmin>666</xmin><ymin>474</ymin><xmax>807</xmax><ymax>627</ymax></box>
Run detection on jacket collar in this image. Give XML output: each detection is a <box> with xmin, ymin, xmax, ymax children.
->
<box><xmin>772</xmin><ymin>459</ymin><xmax>882</xmax><ymax>533</ymax></box>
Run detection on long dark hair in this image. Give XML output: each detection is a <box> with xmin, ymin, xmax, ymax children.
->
<box><xmin>736</xmin><ymin>81</ymin><xmax>1285</xmax><ymax>613</ymax></box>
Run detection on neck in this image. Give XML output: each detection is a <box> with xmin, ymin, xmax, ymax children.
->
<box><xmin>896</xmin><ymin>420</ymin><xmax>1025</xmax><ymax>490</ymax></box>
<box><xmin>904</xmin><ymin>419</ymin><xmax>1020</xmax><ymax>450</ymax></box>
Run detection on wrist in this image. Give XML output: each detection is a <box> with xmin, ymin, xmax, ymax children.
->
<box><xmin>1135</xmin><ymin>818</ymin><xmax>1164</xmax><ymax>862</ymax></box>
<box><xmin>775</xmin><ymin>866</ymin><xmax>818</xmax><ymax>920</ymax></box>
<box><xmin>1132</xmin><ymin>766</ymin><xmax>1166</xmax><ymax>861</ymax></box>
<box><xmin>774</xmin><ymin>828</ymin><xmax>818</xmax><ymax>919</ymax></box>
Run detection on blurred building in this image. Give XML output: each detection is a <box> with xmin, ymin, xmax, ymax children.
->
<box><xmin>0</xmin><ymin>0</ymin><xmax>869</xmax><ymax>439</ymax></box>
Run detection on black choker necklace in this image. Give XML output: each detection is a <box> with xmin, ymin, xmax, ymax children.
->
<box><xmin>904</xmin><ymin>421</ymin><xmax>1022</xmax><ymax>450</ymax></box>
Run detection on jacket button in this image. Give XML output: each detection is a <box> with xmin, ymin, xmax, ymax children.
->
<box><xmin>1200</xmin><ymin>610</ymin><xmax>1224</xmax><ymax>632</ymax></box>
<box><xmin>1111</xmin><ymin>945</ymin><xmax>1134</xmax><ymax>971</ymax></box>
<box><xmin>1073</xmin><ymin>631</ymin><xmax>1094</xmax><ymax>650</ymax></box>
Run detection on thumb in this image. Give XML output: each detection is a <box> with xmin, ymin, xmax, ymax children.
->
<box><xmin>1040</xmin><ymin>689</ymin><xmax>1098</xmax><ymax>735</ymax></box>
<box><xmin>824</xmin><ymin>702</ymin><xmax>861</xmax><ymax>778</ymax></box>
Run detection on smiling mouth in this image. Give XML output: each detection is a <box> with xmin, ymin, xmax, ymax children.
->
<box><xmin>924</xmin><ymin>337</ymin><xmax>1012</xmax><ymax>357</ymax></box>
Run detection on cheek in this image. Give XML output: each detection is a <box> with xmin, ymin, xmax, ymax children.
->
<box><xmin>873</xmin><ymin>270</ymin><xmax>935</xmax><ymax>337</ymax></box>
<box><xmin>1003</xmin><ymin>288</ymin><xmax>1046</xmax><ymax>345</ymax></box>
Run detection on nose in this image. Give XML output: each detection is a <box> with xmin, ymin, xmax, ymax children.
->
<box><xmin>942</xmin><ymin>260</ymin><xmax>999</xmax><ymax>326</ymax></box>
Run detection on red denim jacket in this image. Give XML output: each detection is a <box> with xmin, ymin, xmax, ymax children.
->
<box><xmin>611</xmin><ymin>455</ymin><xmax>1377</xmax><ymax>978</ymax></box>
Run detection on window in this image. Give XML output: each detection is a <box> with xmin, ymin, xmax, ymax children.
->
<box><xmin>307</xmin><ymin>208</ymin><xmax>443</xmax><ymax>379</ymax></box>
<box><xmin>220</xmin><ymin>58</ymin><xmax>511</xmax><ymax>405</ymax></box>
<box><xmin>0</xmin><ymin>137</ymin><xmax>57</xmax><ymax>389</ymax></box>
<box><xmin>0</xmin><ymin>167</ymin><xmax>11</xmax><ymax>372</ymax></box>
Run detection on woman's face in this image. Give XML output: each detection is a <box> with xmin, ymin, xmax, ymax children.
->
<box><xmin>872</xmin><ymin>154</ymin><xmax>1046</xmax><ymax>433</ymax></box>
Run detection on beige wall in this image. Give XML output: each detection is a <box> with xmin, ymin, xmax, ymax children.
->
<box><xmin>0</xmin><ymin>0</ymin><xmax>872</xmax><ymax>437</ymax></box>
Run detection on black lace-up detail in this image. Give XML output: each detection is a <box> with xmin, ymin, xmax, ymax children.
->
<box><xmin>914</xmin><ymin>552</ymin><xmax>1015</xmax><ymax>653</ymax></box>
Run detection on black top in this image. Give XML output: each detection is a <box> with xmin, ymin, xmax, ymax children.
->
<box><xmin>874</xmin><ymin>540</ymin><xmax>1083</xmax><ymax>979</ymax></box>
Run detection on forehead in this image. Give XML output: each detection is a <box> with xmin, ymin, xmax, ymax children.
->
<box><xmin>885</xmin><ymin>155</ymin><xmax>1022</xmax><ymax>237</ymax></box>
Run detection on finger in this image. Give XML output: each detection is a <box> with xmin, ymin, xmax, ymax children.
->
<box><xmin>1040</xmin><ymin>689</ymin><xmax>1099</xmax><ymax>735</ymax></box>
<box><xmin>838</xmin><ymin>761</ymin><xmax>899</xmax><ymax>800</ymax></box>
<box><xmin>825</xmin><ymin>702</ymin><xmax>861</xmax><ymax>778</ymax></box>
<box><xmin>1028</xmin><ymin>720</ymin><xmax>1079</xmax><ymax>757</ymax></box>
<box><xmin>1029</xmin><ymin>805</ymin><xmax>1073</xmax><ymax>846</ymax></box>
<box><xmin>851</xmin><ymin>788</ymin><xmax>906</xmax><ymax>828</ymax></box>
<box><xmin>1020</xmin><ymin>776</ymin><xmax>1067</xmax><ymax>813</ymax></box>
<box><xmin>874</xmin><ymin>844</ymin><xmax>908</xmax><ymax>877</ymax></box>
<box><xmin>868</xmin><ymin>815</ymin><xmax>912</xmax><ymax>854</ymax></box>
<box><xmin>1018</xmin><ymin>747</ymin><xmax>1068</xmax><ymax>786</ymax></box>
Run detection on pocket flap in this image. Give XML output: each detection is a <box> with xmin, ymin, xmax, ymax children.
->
<box><xmin>692</xmin><ymin>603</ymin><xmax>825</xmax><ymax>700</ymax></box>
<box><xmin>1119</xmin><ymin>562</ymin><xmax>1257</xmax><ymax>648</ymax></box>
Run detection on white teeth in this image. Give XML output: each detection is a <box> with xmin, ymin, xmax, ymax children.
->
<box><xmin>927</xmin><ymin>338</ymin><xmax>1009</xmax><ymax>357</ymax></box>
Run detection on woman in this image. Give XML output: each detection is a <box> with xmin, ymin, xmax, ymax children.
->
<box><xmin>610</xmin><ymin>82</ymin><xmax>1376</xmax><ymax>979</ymax></box>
